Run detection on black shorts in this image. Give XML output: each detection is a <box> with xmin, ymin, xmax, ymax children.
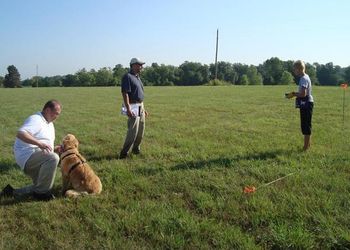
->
<box><xmin>300</xmin><ymin>102</ymin><xmax>313</xmax><ymax>135</ymax></box>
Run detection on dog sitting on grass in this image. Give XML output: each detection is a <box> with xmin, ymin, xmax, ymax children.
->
<box><xmin>60</xmin><ymin>134</ymin><xmax>102</xmax><ymax>198</ymax></box>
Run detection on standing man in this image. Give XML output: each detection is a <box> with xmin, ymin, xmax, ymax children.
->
<box><xmin>119</xmin><ymin>58</ymin><xmax>148</xmax><ymax>159</ymax></box>
<box><xmin>0</xmin><ymin>100</ymin><xmax>62</xmax><ymax>201</ymax></box>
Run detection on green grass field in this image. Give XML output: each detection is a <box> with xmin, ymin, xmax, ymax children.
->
<box><xmin>0</xmin><ymin>86</ymin><xmax>349</xmax><ymax>249</ymax></box>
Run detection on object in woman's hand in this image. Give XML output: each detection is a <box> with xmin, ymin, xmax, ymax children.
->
<box><xmin>285</xmin><ymin>92</ymin><xmax>294</xmax><ymax>99</ymax></box>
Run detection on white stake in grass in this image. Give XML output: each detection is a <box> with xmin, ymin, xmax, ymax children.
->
<box><xmin>243</xmin><ymin>173</ymin><xmax>295</xmax><ymax>194</ymax></box>
<box><xmin>341</xmin><ymin>83</ymin><xmax>348</xmax><ymax>126</ymax></box>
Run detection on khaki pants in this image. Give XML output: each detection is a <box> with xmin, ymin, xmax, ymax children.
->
<box><xmin>14</xmin><ymin>149</ymin><xmax>59</xmax><ymax>196</ymax></box>
<box><xmin>120</xmin><ymin>104</ymin><xmax>145</xmax><ymax>155</ymax></box>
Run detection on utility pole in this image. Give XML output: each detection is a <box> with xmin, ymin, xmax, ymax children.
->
<box><xmin>36</xmin><ymin>64</ymin><xmax>39</xmax><ymax>87</ymax></box>
<box><xmin>214</xmin><ymin>29</ymin><xmax>219</xmax><ymax>80</ymax></box>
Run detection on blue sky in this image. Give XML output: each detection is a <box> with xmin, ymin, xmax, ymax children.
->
<box><xmin>1</xmin><ymin>0</ymin><xmax>349</xmax><ymax>79</ymax></box>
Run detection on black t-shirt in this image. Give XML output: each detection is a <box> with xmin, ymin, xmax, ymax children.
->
<box><xmin>121</xmin><ymin>72</ymin><xmax>144</xmax><ymax>102</ymax></box>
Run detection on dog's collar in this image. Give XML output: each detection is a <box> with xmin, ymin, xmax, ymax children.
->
<box><xmin>61</xmin><ymin>152</ymin><xmax>76</xmax><ymax>161</ymax></box>
<box><xmin>60</xmin><ymin>148</ymin><xmax>80</xmax><ymax>161</ymax></box>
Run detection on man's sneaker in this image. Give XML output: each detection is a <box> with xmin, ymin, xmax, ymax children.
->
<box><xmin>132</xmin><ymin>148</ymin><xmax>141</xmax><ymax>155</ymax></box>
<box><xmin>33</xmin><ymin>192</ymin><xmax>55</xmax><ymax>201</ymax></box>
<box><xmin>0</xmin><ymin>184</ymin><xmax>14</xmax><ymax>198</ymax></box>
<box><xmin>119</xmin><ymin>151</ymin><xmax>128</xmax><ymax>159</ymax></box>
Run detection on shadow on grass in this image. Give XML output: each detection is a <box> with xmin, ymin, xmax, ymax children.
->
<box><xmin>83</xmin><ymin>152</ymin><xmax>119</xmax><ymax>162</ymax></box>
<box><xmin>171</xmin><ymin>149</ymin><xmax>292</xmax><ymax>171</ymax></box>
<box><xmin>133</xmin><ymin>166</ymin><xmax>165</xmax><ymax>176</ymax></box>
<box><xmin>0</xmin><ymin>159</ymin><xmax>19</xmax><ymax>174</ymax></box>
<box><xmin>0</xmin><ymin>185</ymin><xmax>63</xmax><ymax>206</ymax></box>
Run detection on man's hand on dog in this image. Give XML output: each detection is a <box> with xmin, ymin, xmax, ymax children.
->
<box><xmin>38</xmin><ymin>142</ymin><xmax>52</xmax><ymax>153</ymax></box>
<box><xmin>54</xmin><ymin>145</ymin><xmax>63</xmax><ymax>154</ymax></box>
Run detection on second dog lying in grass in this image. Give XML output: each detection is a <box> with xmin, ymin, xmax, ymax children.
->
<box><xmin>60</xmin><ymin>134</ymin><xmax>102</xmax><ymax>198</ymax></box>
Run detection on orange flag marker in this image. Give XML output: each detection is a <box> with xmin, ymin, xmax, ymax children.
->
<box><xmin>243</xmin><ymin>173</ymin><xmax>294</xmax><ymax>194</ymax></box>
<box><xmin>243</xmin><ymin>186</ymin><xmax>256</xmax><ymax>193</ymax></box>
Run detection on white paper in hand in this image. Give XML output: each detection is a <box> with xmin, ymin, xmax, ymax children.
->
<box><xmin>121</xmin><ymin>104</ymin><xmax>140</xmax><ymax>116</ymax></box>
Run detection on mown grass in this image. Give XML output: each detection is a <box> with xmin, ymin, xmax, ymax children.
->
<box><xmin>0</xmin><ymin>86</ymin><xmax>349</xmax><ymax>249</ymax></box>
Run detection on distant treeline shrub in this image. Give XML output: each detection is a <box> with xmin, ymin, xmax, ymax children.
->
<box><xmin>2</xmin><ymin>57</ymin><xmax>350</xmax><ymax>87</ymax></box>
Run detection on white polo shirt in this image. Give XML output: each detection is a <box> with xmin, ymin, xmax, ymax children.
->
<box><xmin>13</xmin><ymin>112</ymin><xmax>55</xmax><ymax>170</ymax></box>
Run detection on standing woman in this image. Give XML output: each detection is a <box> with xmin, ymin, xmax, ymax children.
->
<box><xmin>288</xmin><ymin>60</ymin><xmax>314</xmax><ymax>151</ymax></box>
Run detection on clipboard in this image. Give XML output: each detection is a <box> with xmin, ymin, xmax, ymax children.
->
<box><xmin>121</xmin><ymin>103</ymin><xmax>141</xmax><ymax>116</ymax></box>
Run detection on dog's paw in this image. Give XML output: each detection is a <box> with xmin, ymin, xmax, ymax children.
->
<box><xmin>65</xmin><ymin>190</ymin><xmax>88</xmax><ymax>198</ymax></box>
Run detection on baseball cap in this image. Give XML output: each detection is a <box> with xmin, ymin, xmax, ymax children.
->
<box><xmin>130</xmin><ymin>58</ymin><xmax>145</xmax><ymax>66</ymax></box>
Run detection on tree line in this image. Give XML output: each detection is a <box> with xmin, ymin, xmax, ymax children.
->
<box><xmin>1</xmin><ymin>57</ymin><xmax>350</xmax><ymax>88</ymax></box>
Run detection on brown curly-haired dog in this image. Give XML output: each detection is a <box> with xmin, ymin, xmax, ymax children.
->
<box><xmin>60</xmin><ymin>134</ymin><xmax>102</xmax><ymax>198</ymax></box>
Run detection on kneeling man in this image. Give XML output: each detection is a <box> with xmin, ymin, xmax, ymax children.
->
<box><xmin>1</xmin><ymin>100</ymin><xmax>62</xmax><ymax>201</ymax></box>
